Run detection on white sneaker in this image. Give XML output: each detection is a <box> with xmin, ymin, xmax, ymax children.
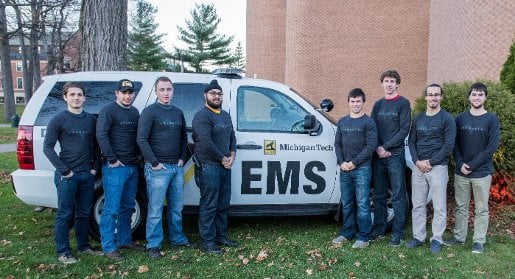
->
<box><xmin>58</xmin><ymin>253</ymin><xmax>77</xmax><ymax>264</ymax></box>
<box><xmin>352</xmin><ymin>240</ymin><xmax>369</xmax><ymax>249</ymax></box>
<box><xmin>331</xmin><ymin>235</ymin><xmax>348</xmax><ymax>244</ymax></box>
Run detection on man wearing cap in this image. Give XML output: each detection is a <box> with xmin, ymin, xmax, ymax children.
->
<box><xmin>137</xmin><ymin>76</ymin><xmax>192</xmax><ymax>260</ymax></box>
<box><xmin>192</xmin><ymin>79</ymin><xmax>238</xmax><ymax>254</ymax></box>
<box><xmin>96</xmin><ymin>79</ymin><xmax>143</xmax><ymax>260</ymax></box>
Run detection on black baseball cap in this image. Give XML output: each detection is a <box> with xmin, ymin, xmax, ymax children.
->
<box><xmin>117</xmin><ymin>79</ymin><xmax>134</xmax><ymax>92</ymax></box>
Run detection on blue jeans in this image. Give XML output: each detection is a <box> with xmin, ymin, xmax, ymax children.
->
<box><xmin>100</xmin><ymin>164</ymin><xmax>138</xmax><ymax>253</ymax></box>
<box><xmin>54</xmin><ymin>171</ymin><xmax>94</xmax><ymax>255</ymax></box>
<box><xmin>198</xmin><ymin>163</ymin><xmax>231</xmax><ymax>245</ymax></box>
<box><xmin>144</xmin><ymin>163</ymin><xmax>188</xmax><ymax>249</ymax></box>
<box><xmin>339</xmin><ymin>165</ymin><xmax>372</xmax><ymax>242</ymax></box>
<box><xmin>372</xmin><ymin>152</ymin><xmax>407</xmax><ymax>238</ymax></box>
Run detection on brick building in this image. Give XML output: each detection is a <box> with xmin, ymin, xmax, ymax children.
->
<box><xmin>246</xmin><ymin>0</ymin><xmax>515</xmax><ymax>117</ymax></box>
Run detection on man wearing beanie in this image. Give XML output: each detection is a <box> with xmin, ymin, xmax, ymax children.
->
<box><xmin>137</xmin><ymin>76</ymin><xmax>193</xmax><ymax>259</ymax></box>
<box><xmin>193</xmin><ymin>79</ymin><xmax>238</xmax><ymax>254</ymax></box>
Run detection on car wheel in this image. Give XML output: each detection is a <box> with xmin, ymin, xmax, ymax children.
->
<box><xmin>89</xmin><ymin>181</ymin><xmax>147</xmax><ymax>241</ymax></box>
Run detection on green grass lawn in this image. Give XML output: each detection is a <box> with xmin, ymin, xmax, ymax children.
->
<box><xmin>1</xmin><ymin>151</ymin><xmax>514</xmax><ymax>278</ymax></box>
<box><xmin>0</xmin><ymin>127</ymin><xmax>17</xmax><ymax>144</ymax></box>
<box><xmin>0</xmin><ymin>105</ymin><xmax>25</xmax><ymax>124</ymax></box>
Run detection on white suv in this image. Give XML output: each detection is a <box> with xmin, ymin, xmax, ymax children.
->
<box><xmin>11</xmin><ymin>70</ymin><xmax>412</xmax><ymax>239</ymax></box>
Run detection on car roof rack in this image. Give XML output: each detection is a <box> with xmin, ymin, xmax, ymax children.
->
<box><xmin>213</xmin><ymin>68</ymin><xmax>243</xmax><ymax>79</ymax></box>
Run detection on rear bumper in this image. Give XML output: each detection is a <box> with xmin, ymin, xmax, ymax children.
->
<box><xmin>10</xmin><ymin>169</ymin><xmax>57</xmax><ymax>208</ymax></box>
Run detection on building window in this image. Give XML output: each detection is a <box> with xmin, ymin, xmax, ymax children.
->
<box><xmin>16</xmin><ymin>61</ymin><xmax>23</xmax><ymax>72</ymax></box>
<box><xmin>17</xmin><ymin>77</ymin><xmax>23</xmax><ymax>89</ymax></box>
<box><xmin>16</xmin><ymin>97</ymin><xmax>25</xmax><ymax>104</ymax></box>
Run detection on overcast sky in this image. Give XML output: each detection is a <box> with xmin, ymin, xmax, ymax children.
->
<box><xmin>148</xmin><ymin>0</ymin><xmax>247</xmax><ymax>52</ymax></box>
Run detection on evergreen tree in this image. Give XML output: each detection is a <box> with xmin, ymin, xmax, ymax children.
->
<box><xmin>128</xmin><ymin>0</ymin><xmax>167</xmax><ymax>71</ymax></box>
<box><xmin>500</xmin><ymin>41</ymin><xmax>515</xmax><ymax>93</ymax></box>
<box><xmin>230</xmin><ymin>41</ymin><xmax>246</xmax><ymax>71</ymax></box>
<box><xmin>175</xmin><ymin>3</ymin><xmax>235</xmax><ymax>73</ymax></box>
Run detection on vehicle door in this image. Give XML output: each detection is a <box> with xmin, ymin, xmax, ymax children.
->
<box><xmin>228</xmin><ymin>79</ymin><xmax>339</xmax><ymax>206</ymax></box>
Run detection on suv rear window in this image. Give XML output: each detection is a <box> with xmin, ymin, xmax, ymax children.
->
<box><xmin>35</xmin><ymin>81</ymin><xmax>142</xmax><ymax>126</ymax></box>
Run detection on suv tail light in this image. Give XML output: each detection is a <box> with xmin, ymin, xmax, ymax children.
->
<box><xmin>17</xmin><ymin>125</ymin><xmax>34</xmax><ymax>170</ymax></box>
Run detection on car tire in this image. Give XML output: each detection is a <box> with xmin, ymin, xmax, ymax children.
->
<box><xmin>89</xmin><ymin>180</ymin><xmax>147</xmax><ymax>241</ymax></box>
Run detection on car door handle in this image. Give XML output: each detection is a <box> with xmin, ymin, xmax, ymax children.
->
<box><xmin>237</xmin><ymin>144</ymin><xmax>262</xmax><ymax>150</ymax></box>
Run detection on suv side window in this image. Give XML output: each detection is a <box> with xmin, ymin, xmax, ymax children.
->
<box><xmin>171</xmin><ymin>83</ymin><xmax>206</xmax><ymax>128</ymax></box>
<box><xmin>237</xmin><ymin>86</ymin><xmax>308</xmax><ymax>133</ymax></box>
<box><xmin>35</xmin><ymin>81</ymin><xmax>142</xmax><ymax>126</ymax></box>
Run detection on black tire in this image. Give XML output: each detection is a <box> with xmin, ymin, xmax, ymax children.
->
<box><xmin>89</xmin><ymin>181</ymin><xmax>147</xmax><ymax>241</ymax></box>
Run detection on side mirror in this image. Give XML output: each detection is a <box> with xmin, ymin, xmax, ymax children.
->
<box><xmin>320</xmin><ymin>98</ymin><xmax>334</xmax><ymax>112</ymax></box>
<box><xmin>304</xmin><ymin>114</ymin><xmax>316</xmax><ymax>130</ymax></box>
<box><xmin>304</xmin><ymin>114</ymin><xmax>322</xmax><ymax>136</ymax></box>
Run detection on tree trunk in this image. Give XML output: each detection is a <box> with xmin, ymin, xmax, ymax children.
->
<box><xmin>80</xmin><ymin>0</ymin><xmax>128</xmax><ymax>71</ymax></box>
<box><xmin>0</xmin><ymin>1</ymin><xmax>16</xmax><ymax>121</ymax></box>
<box><xmin>30</xmin><ymin>0</ymin><xmax>41</xmax><ymax>90</ymax></box>
<box><xmin>13</xmin><ymin>5</ymin><xmax>33</xmax><ymax>103</ymax></box>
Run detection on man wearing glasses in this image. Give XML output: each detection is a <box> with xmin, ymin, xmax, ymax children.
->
<box><xmin>406</xmin><ymin>84</ymin><xmax>456</xmax><ymax>253</ymax></box>
<box><xmin>192</xmin><ymin>79</ymin><xmax>238</xmax><ymax>254</ymax></box>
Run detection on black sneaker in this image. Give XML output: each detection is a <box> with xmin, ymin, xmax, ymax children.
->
<box><xmin>472</xmin><ymin>242</ymin><xmax>484</xmax><ymax>254</ymax></box>
<box><xmin>78</xmin><ymin>247</ymin><xmax>103</xmax><ymax>256</ymax></box>
<box><xmin>216</xmin><ymin>238</ymin><xmax>240</xmax><ymax>247</ymax></box>
<box><xmin>148</xmin><ymin>247</ymin><xmax>161</xmax><ymax>259</ymax></box>
<box><xmin>118</xmin><ymin>243</ymin><xmax>146</xmax><ymax>251</ymax></box>
<box><xmin>430</xmin><ymin>240</ymin><xmax>442</xmax><ymax>253</ymax></box>
<box><xmin>369</xmin><ymin>230</ymin><xmax>385</xmax><ymax>241</ymax></box>
<box><xmin>389</xmin><ymin>235</ymin><xmax>404</xmax><ymax>247</ymax></box>
<box><xmin>201</xmin><ymin>243</ymin><xmax>223</xmax><ymax>254</ymax></box>
<box><xmin>443</xmin><ymin>237</ymin><xmax>465</xmax><ymax>246</ymax></box>
<box><xmin>172</xmin><ymin>241</ymin><xmax>196</xmax><ymax>249</ymax></box>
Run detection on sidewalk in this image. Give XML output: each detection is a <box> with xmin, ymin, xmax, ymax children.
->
<box><xmin>0</xmin><ymin>144</ymin><xmax>16</xmax><ymax>153</ymax></box>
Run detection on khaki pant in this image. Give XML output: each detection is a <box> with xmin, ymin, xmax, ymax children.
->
<box><xmin>411</xmin><ymin>165</ymin><xmax>448</xmax><ymax>243</ymax></box>
<box><xmin>452</xmin><ymin>174</ymin><xmax>492</xmax><ymax>244</ymax></box>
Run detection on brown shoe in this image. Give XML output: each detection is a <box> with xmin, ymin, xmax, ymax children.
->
<box><xmin>105</xmin><ymin>250</ymin><xmax>124</xmax><ymax>261</ymax></box>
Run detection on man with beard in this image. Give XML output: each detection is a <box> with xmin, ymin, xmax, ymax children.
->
<box><xmin>192</xmin><ymin>79</ymin><xmax>238</xmax><ymax>254</ymax></box>
<box><xmin>444</xmin><ymin>82</ymin><xmax>500</xmax><ymax>254</ymax></box>
<box><xmin>406</xmin><ymin>84</ymin><xmax>456</xmax><ymax>253</ymax></box>
<box><xmin>96</xmin><ymin>79</ymin><xmax>144</xmax><ymax>261</ymax></box>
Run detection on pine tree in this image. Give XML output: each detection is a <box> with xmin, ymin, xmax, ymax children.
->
<box><xmin>128</xmin><ymin>0</ymin><xmax>167</xmax><ymax>71</ymax></box>
<box><xmin>230</xmin><ymin>41</ymin><xmax>246</xmax><ymax>71</ymax></box>
<box><xmin>500</xmin><ymin>41</ymin><xmax>515</xmax><ymax>93</ymax></box>
<box><xmin>175</xmin><ymin>3</ymin><xmax>235</xmax><ymax>73</ymax></box>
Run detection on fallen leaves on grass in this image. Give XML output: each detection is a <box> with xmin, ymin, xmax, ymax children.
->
<box><xmin>305</xmin><ymin>269</ymin><xmax>313</xmax><ymax>275</ymax></box>
<box><xmin>138</xmin><ymin>265</ymin><xmax>149</xmax><ymax>273</ymax></box>
<box><xmin>306</xmin><ymin>248</ymin><xmax>322</xmax><ymax>259</ymax></box>
<box><xmin>1</xmin><ymin>239</ymin><xmax>12</xmax><ymax>246</ymax></box>
<box><xmin>255</xmin><ymin>249</ymin><xmax>268</xmax><ymax>262</ymax></box>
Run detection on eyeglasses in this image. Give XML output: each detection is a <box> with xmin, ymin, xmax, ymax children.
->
<box><xmin>207</xmin><ymin>91</ymin><xmax>223</xmax><ymax>97</ymax></box>
<box><xmin>426</xmin><ymin>93</ymin><xmax>442</xmax><ymax>97</ymax></box>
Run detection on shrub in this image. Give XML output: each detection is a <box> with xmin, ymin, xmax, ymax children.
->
<box><xmin>500</xmin><ymin>41</ymin><xmax>515</xmax><ymax>93</ymax></box>
<box><xmin>412</xmin><ymin>81</ymin><xmax>515</xmax><ymax>203</ymax></box>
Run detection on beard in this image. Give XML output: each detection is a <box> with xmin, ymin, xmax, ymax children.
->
<box><xmin>206</xmin><ymin>98</ymin><xmax>221</xmax><ymax>109</ymax></box>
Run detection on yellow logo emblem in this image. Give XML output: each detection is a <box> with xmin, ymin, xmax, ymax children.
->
<box><xmin>264</xmin><ymin>140</ymin><xmax>276</xmax><ymax>155</ymax></box>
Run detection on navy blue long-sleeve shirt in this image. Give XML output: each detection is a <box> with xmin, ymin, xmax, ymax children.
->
<box><xmin>192</xmin><ymin>107</ymin><xmax>236</xmax><ymax>165</ymax></box>
<box><xmin>408</xmin><ymin>109</ymin><xmax>456</xmax><ymax>166</ymax></box>
<box><xmin>43</xmin><ymin>110</ymin><xmax>100</xmax><ymax>176</ymax></box>
<box><xmin>453</xmin><ymin>111</ymin><xmax>500</xmax><ymax>178</ymax></box>
<box><xmin>334</xmin><ymin>114</ymin><xmax>378</xmax><ymax>168</ymax></box>
<box><xmin>96</xmin><ymin>102</ymin><xmax>140</xmax><ymax>165</ymax></box>
<box><xmin>137</xmin><ymin>102</ymin><xmax>187</xmax><ymax>166</ymax></box>
<box><xmin>371</xmin><ymin>95</ymin><xmax>411</xmax><ymax>154</ymax></box>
